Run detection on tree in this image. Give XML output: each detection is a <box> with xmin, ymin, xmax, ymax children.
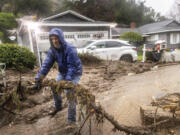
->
<box><xmin>0</xmin><ymin>0</ymin><xmax>53</xmax><ymax>17</ymax></box>
<box><xmin>0</xmin><ymin>0</ymin><xmax>6</xmax><ymax>12</ymax></box>
<box><xmin>62</xmin><ymin>0</ymin><xmax>114</xmax><ymax>21</ymax></box>
<box><xmin>168</xmin><ymin>0</ymin><xmax>180</xmax><ymax>22</ymax></box>
<box><xmin>120</xmin><ymin>32</ymin><xmax>143</xmax><ymax>45</ymax></box>
<box><xmin>0</xmin><ymin>12</ymin><xmax>17</xmax><ymax>43</ymax></box>
<box><xmin>62</xmin><ymin>0</ymin><xmax>166</xmax><ymax>26</ymax></box>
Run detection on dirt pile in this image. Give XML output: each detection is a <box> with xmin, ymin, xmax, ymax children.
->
<box><xmin>0</xmin><ymin>61</ymin><xmax>175</xmax><ymax>135</ymax></box>
<box><xmin>81</xmin><ymin>61</ymin><xmax>155</xmax><ymax>93</ymax></box>
<box><xmin>0</xmin><ymin>78</ymin><xmax>78</xmax><ymax>135</ymax></box>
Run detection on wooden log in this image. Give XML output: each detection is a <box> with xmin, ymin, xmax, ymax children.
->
<box><xmin>140</xmin><ymin>105</ymin><xmax>180</xmax><ymax>126</ymax></box>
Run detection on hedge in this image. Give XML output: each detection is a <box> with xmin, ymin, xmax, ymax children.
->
<box><xmin>0</xmin><ymin>44</ymin><xmax>36</xmax><ymax>69</ymax></box>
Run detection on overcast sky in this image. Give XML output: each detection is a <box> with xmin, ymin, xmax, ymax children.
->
<box><xmin>140</xmin><ymin>0</ymin><xmax>175</xmax><ymax>16</ymax></box>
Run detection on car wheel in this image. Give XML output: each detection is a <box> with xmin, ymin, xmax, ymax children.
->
<box><xmin>120</xmin><ymin>54</ymin><xmax>133</xmax><ymax>62</ymax></box>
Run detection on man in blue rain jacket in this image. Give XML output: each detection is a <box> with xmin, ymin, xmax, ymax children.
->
<box><xmin>34</xmin><ymin>28</ymin><xmax>82</xmax><ymax>124</ymax></box>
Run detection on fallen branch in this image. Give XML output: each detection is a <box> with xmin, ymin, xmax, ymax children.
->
<box><xmin>0</xmin><ymin>80</ymin><xmax>24</xmax><ymax>113</ymax></box>
<box><xmin>0</xmin><ymin>107</ymin><xmax>17</xmax><ymax>115</ymax></box>
<box><xmin>91</xmin><ymin>104</ymin><xmax>151</xmax><ymax>135</ymax></box>
<box><xmin>42</xmin><ymin>79</ymin><xmax>152</xmax><ymax>135</ymax></box>
<box><xmin>75</xmin><ymin>112</ymin><xmax>93</xmax><ymax>135</ymax></box>
<box><xmin>146</xmin><ymin>119</ymin><xmax>171</xmax><ymax>129</ymax></box>
<box><xmin>0</xmin><ymin>86</ymin><xmax>21</xmax><ymax>107</ymax></box>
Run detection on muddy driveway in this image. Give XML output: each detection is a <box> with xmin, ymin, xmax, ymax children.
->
<box><xmin>98</xmin><ymin>64</ymin><xmax>180</xmax><ymax>134</ymax></box>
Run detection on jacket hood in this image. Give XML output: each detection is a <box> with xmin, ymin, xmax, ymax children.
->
<box><xmin>49</xmin><ymin>28</ymin><xmax>67</xmax><ymax>48</ymax></box>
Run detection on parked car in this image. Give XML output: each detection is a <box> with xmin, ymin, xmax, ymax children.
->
<box><xmin>77</xmin><ymin>39</ymin><xmax>137</xmax><ymax>62</ymax></box>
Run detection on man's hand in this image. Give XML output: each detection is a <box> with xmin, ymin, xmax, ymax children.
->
<box><xmin>32</xmin><ymin>80</ymin><xmax>41</xmax><ymax>90</ymax></box>
<box><xmin>32</xmin><ymin>75</ymin><xmax>45</xmax><ymax>90</ymax></box>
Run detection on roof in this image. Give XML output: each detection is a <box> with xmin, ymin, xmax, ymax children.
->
<box><xmin>42</xmin><ymin>10</ymin><xmax>95</xmax><ymax>22</ymax></box>
<box><xmin>138</xmin><ymin>20</ymin><xmax>180</xmax><ymax>34</ymax></box>
<box><xmin>18</xmin><ymin>20</ymin><xmax>113</xmax><ymax>34</ymax></box>
<box><xmin>41</xmin><ymin>21</ymin><xmax>110</xmax><ymax>25</ymax></box>
<box><xmin>112</xmin><ymin>20</ymin><xmax>180</xmax><ymax>37</ymax></box>
<box><xmin>18</xmin><ymin>11</ymin><xmax>114</xmax><ymax>34</ymax></box>
<box><xmin>111</xmin><ymin>27</ymin><xmax>139</xmax><ymax>36</ymax></box>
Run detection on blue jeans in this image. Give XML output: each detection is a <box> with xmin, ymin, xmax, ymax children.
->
<box><xmin>52</xmin><ymin>74</ymin><xmax>81</xmax><ymax>122</ymax></box>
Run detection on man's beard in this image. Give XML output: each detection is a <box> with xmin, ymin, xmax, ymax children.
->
<box><xmin>54</xmin><ymin>44</ymin><xmax>61</xmax><ymax>49</ymax></box>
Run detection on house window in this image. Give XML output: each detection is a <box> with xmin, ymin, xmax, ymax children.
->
<box><xmin>170</xmin><ymin>33</ymin><xmax>180</xmax><ymax>44</ymax></box>
<box><xmin>77</xmin><ymin>34</ymin><xmax>90</xmax><ymax>38</ymax></box>
<box><xmin>40</xmin><ymin>36</ymin><xmax>49</xmax><ymax>40</ymax></box>
<box><xmin>147</xmin><ymin>34</ymin><xmax>159</xmax><ymax>41</ymax></box>
<box><xmin>93</xmin><ymin>33</ymin><xmax>104</xmax><ymax>38</ymax></box>
<box><xmin>64</xmin><ymin>35</ymin><xmax>75</xmax><ymax>39</ymax></box>
<box><xmin>38</xmin><ymin>33</ymin><xmax>49</xmax><ymax>41</ymax></box>
<box><xmin>40</xmin><ymin>35</ymin><xmax>49</xmax><ymax>40</ymax></box>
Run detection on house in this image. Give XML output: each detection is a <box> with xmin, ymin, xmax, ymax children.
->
<box><xmin>17</xmin><ymin>10</ymin><xmax>115</xmax><ymax>65</ymax></box>
<box><xmin>112</xmin><ymin>20</ymin><xmax>180</xmax><ymax>49</ymax></box>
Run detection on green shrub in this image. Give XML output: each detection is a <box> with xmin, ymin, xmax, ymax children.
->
<box><xmin>120</xmin><ymin>31</ymin><xmax>143</xmax><ymax>43</ymax></box>
<box><xmin>78</xmin><ymin>53</ymin><xmax>102</xmax><ymax>65</ymax></box>
<box><xmin>0</xmin><ymin>12</ymin><xmax>17</xmax><ymax>43</ymax></box>
<box><xmin>0</xmin><ymin>43</ymin><xmax>36</xmax><ymax>69</ymax></box>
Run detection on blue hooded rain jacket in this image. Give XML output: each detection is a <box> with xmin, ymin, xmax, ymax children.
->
<box><xmin>35</xmin><ymin>28</ymin><xmax>82</xmax><ymax>81</ymax></box>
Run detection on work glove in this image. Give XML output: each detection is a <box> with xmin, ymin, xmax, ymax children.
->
<box><xmin>32</xmin><ymin>75</ymin><xmax>45</xmax><ymax>90</ymax></box>
<box><xmin>32</xmin><ymin>80</ymin><xmax>41</xmax><ymax>90</ymax></box>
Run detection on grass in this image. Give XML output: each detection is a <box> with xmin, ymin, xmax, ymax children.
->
<box><xmin>137</xmin><ymin>51</ymin><xmax>143</xmax><ymax>61</ymax></box>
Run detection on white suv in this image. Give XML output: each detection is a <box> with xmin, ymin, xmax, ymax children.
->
<box><xmin>77</xmin><ymin>39</ymin><xmax>137</xmax><ymax>62</ymax></box>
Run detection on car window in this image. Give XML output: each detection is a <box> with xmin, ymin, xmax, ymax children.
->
<box><xmin>93</xmin><ymin>42</ymin><xmax>106</xmax><ymax>48</ymax></box>
<box><xmin>105</xmin><ymin>41</ymin><xmax>127</xmax><ymax>48</ymax></box>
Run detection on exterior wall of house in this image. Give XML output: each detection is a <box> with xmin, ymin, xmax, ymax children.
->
<box><xmin>36</xmin><ymin>26</ymin><xmax>110</xmax><ymax>52</ymax></box>
<box><xmin>31</xmin><ymin>30</ymin><xmax>41</xmax><ymax>66</ymax></box>
<box><xmin>33</xmin><ymin>25</ymin><xmax>110</xmax><ymax>65</ymax></box>
<box><xmin>41</xmin><ymin>26</ymin><xmax>109</xmax><ymax>33</ymax></box>
<box><xmin>146</xmin><ymin>34</ymin><xmax>159</xmax><ymax>42</ymax></box>
<box><xmin>144</xmin><ymin>33</ymin><xmax>167</xmax><ymax>48</ymax></box>
<box><xmin>36</xmin><ymin>32</ymin><xmax>50</xmax><ymax>52</ymax></box>
<box><xmin>150</xmin><ymin>32</ymin><xmax>180</xmax><ymax>49</ymax></box>
<box><xmin>169</xmin><ymin>32</ymin><xmax>180</xmax><ymax>48</ymax></box>
<box><xmin>18</xmin><ymin>10</ymin><xmax>112</xmax><ymax>66</ymax></box>
<box><xmin>144</xmin><ymin>32</ymin><xmax>180</xmax><ymax>49</ymax></box>
<box><xmin>167</xmin><ymin>32</ymin><xmax>170</xmax><ymax>48</ymax></box>
<box><xmin>144</xmin><ymin>34</ymin><xmax>159</xmax><ymax>48</ymax></box>
<box><xmin>159</xmin><ymin>33</ymin><xmax>167</xmax><ymax>41</ymax></box>
<box><xmin>20</xmin><ymin>30</ymin><xmax>31</xmax><ymax>50</ymax></box>
<box><xmin>18</xmin><ymin>25</ymin><xmax>110</xmax><ymax>66</ymax></box>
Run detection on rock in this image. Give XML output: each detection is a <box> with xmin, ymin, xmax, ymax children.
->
<box><xmin>128</xmin><ymin>73</ymin><xmax>136</xmax><ymax>76</ymax></box>
<box><xmin>151</xmin><ymin>65</ymin><xmax>158</xmax><ymax>70</ymax></box>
